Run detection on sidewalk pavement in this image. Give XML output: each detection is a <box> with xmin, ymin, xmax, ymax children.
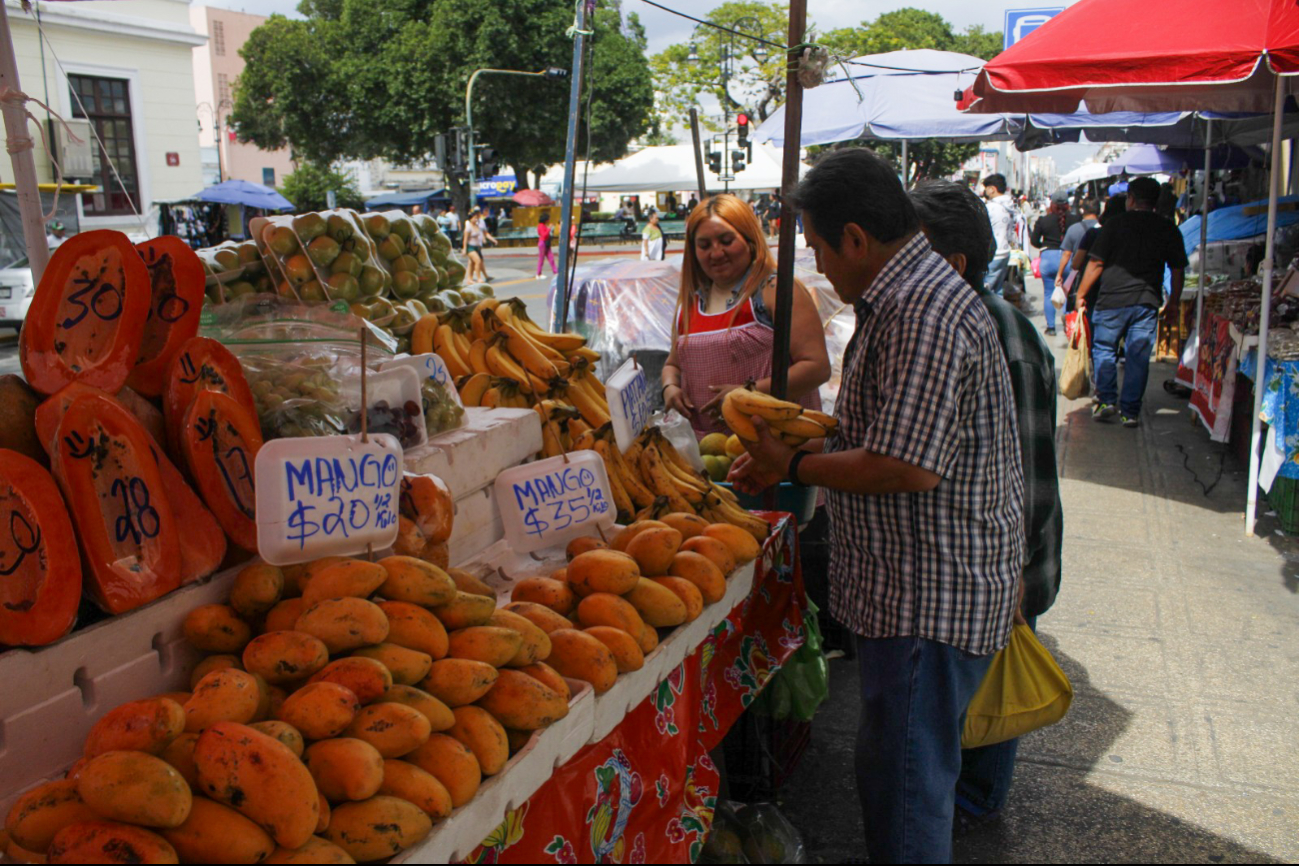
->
<box><xmin>776</xmin><ymin>288</ymin><xmax>1299</xmax><ymax>863</ymax></box>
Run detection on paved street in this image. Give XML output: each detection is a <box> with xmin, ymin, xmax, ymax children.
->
<box><xmin>778</xmin><ymin>287</ymin><xmax>1299</xmax><ymax>863</ymax></box>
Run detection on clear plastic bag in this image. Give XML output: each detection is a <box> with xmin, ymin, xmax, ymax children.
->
<box><xmin>699</xmin><ymin>801</ymin><xmax>751</xmax><ymax>864</ymax></box>
<box><xmin>651</xmin><ymin>409</ymin><xmax>705</xmax><ymax>471</ymax></box>
<box><xmin>701</xmin><ymin>801</ymin><xmax>808</xmax><ymax>864</ymax></box>
<box><xmin>196</xmin><ymin>240</ymin><xmax>275</xmax><ymax>304</ymax></box>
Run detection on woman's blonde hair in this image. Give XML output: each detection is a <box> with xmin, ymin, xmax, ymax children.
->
<box><xmin>677</xmin><ymin>194</ymin><xmax>774</xmax><ymax>337</ymax></box>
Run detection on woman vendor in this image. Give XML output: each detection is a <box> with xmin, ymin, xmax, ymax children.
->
<box><xmin>661</xmin><ymin>194</ymin><xmax>831</xmax><ymax>439</ymax></box>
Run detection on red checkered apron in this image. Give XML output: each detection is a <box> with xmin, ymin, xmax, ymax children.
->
<box><xmin>676</xmin><ymin>295</ymin><xmax>822</xmax><ymax>438</ymax></box>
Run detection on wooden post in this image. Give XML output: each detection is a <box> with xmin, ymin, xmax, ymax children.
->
<box><xmin>690</xmin><ymin>107</ymin><xmax>708</xmax><ymax>200</ymax></box>
<box><xmin>0</xmin><ymin>3</ymin><xmax>50</xmax><ymax>282</ymax></box>
<box><xmin>769</xmin><ymin>0</ymin><xmax>807</xmax><ymax>401</ymax></box>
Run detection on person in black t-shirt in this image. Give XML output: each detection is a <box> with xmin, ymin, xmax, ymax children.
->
<box><xmin>1076</xmin><ymin>177</ymin><xmax>1188</xmax><ymax>427</ymax></box>
<box><xmin>1031</xmin><ymin>191</ymin><xmax>1080</xmax><ymax>336</ymax></box>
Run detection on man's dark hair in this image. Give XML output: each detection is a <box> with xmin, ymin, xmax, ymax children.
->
<box><xmin>1100</xmin><ymin>194</ymin><xmax>1127</xmax><ymax>224</ymax></box>
<box><xmin>909</xmin><ymin>180</ymin><xmax>993</xmax><ymax>288</ymax></box>
<box><xmin>789</xmin><ymin>148</ymin><xmax>919</xmax><ymax>250</ymax></box>
<box><xmin>1081</xmin><ymin>198</ymin><xmax>1100</xmax><ymax>216</ymax></box>
<box><xmin>983</xmin><ymin>173</ymin><xmax>1007</xmax><ymax>193</ymax></box>
<box><xmin>1128</xmin><ymin>176</ymin><xmax>1160</xmax><ymax>206</ymax></box>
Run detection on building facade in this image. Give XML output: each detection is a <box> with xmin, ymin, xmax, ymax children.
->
<box><xmin>1</xmin><ymin>0</ymin><xmax>206</xmax><ymax>233</ymax></box>
<box><xmin>189</xmin><ymin>5</ymin><xmax>294</xmax><ymax>189</ymax></box>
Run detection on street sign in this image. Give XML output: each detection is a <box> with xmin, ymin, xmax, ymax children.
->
<box><xmin>1004</xmin><ymin>7</ymin><xmax>1064</xmax><ymax>50</ymax></box>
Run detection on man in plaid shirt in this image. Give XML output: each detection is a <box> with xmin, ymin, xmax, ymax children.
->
<box><xmin>730</xmin><ymin>150</ymin><xmax>1025</xmax><ymax>863</ymax></box>
<box><xmin>910</xmin><ymin>180</ymin><xmax>1065</xmax><ymax>824</ymax></box>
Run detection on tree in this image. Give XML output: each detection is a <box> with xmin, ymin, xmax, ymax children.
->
<box><xmin>279</xmin><ymin>162</ymin><xmax>365</xmax><ymax>212</ymax></box>
<box><xmin>231</xmin><ymin>0</ymin><xmax>653</xmax><ymax>214</ymax></box>
<box><xmin>650</xmin><ymin>1</ymin><xmax>796</xmax><ymax>131</ymax></box>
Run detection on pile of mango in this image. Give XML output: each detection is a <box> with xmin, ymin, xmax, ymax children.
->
<box><xmin>507</xmin><ymin>513</ymin><xmax>761</xmax><ymax>692</ymax></box>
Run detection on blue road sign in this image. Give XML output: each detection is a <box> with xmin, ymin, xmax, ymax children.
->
<box><xmin>1004</xmin><ymin>7</ymin><xmax>1065</xmax><ymax>50</ymax></box>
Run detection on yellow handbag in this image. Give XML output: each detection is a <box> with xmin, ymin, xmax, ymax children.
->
<box><xmin>961</xmin><ymin>624</ymin><xmax>1073</xmax><ymax>749</ymax></box>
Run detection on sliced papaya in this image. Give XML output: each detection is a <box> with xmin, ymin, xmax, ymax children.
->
<box><xmin>53</xmin><ymin>392</ymin><xmax>181</xmax><ymax>614</ymax></box>
<box><xmin>34</xmin><ymin>381</ymin><xmax>106</xmax><ymax>458</ymax></box>
<box><xmin>163</xmin><ymin>337</ymin><xmax>256</xmax><ymax>461</ymax></box>
<box><xmin>0</xmin><ymin>449</ymin><xmax>81</xmax><ymax>645</ymax></box>
<box><xmin>19</xmin><ymin>229</ymin><xmax>150</xmax><ymax>396</ymax></box>
<box><xmin>181</xmin><ymin>390</ymin><xmax>263</xmax><ymax>553</ymax></box>
<box><xmin>127</xmin><ymin>237</ymin><xmax>206</xmax><ymax>398</ymax></box>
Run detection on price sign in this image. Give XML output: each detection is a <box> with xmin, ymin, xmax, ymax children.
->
<box><xmin>255</xmin><ymin>433</ymin><xmax>403</xmax><ymax>566</ymax></box>
<box><xmin>494</xmin><ymin>450</ymin><xmax>616</xmax><ymax>554</ymax></box>
<box><xmin>607</xmin><ymin>357</ymin><xmax>652</xmax><ymax>453</ymax></box>
<box><xmin>380</xmin><ymin>353</ymin><xmax>463</xmax><ymax>406</ymax></box>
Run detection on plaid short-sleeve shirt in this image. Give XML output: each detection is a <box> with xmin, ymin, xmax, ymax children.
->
<box><xmin>825</xmin><ymin>233</ymin><xmax>1025</xmax><ymax>657</ymax></box>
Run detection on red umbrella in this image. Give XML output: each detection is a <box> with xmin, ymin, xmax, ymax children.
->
<box><xmin>959</xmin><ymin>0</ymin><xmax>1299</xmax><ymax>536</ymax></box>
<box><xmin>961</xmin><ymin>0</ymin><xmax>1299</xmax><ymax>114</ymax></box>
<box><xmin>512</xmin><ymin>189</ymin><xmax>555</xmax><ymax>207</ymax></box>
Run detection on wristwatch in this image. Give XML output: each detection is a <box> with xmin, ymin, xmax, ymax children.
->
<box><xmin>787</xmin><ymin>451</ymin><xmax>811</xmax><ymax>487</ymax></box>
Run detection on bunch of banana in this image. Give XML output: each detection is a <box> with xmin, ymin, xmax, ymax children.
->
<box><xmin>551</xmin><ymin>371</ymin><xmax>611</xmax><ymax>430</ymax></box>
<box><xmin>456</xmin><ymin>375</ymin><xmax>529</xmax><ymax>409</ymax></box>
<box><xmin>721</xmin><ymin>386</ymin><xmax>839</xmax><ymax>447</ymax></box>
<box><xmin>699</xmin><ymin>487</ymin><xmax>771</xmax><ymax>541</ymax></box>
<box><xmin>497</xmin><ymin>298</ymin><xmax>587</xmax><ymax>354</ymax></box>
<box><xmin>533</xmin><ymin>399</ymin><xmax>579</xmax><ymax>459</ymax></box>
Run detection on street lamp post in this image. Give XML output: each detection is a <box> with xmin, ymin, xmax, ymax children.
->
<box><xmin>465</xmin><ymin>67</ymin><xmax>567</xmax><ymax>201</ymax></box>
<box><xmin>197</xmin><ymin>99</ymin><xmax>232</xmax><ymax>183</ymax></box>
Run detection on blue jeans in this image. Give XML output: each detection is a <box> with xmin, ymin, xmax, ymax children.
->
<box><xmin>956</xmin><ymin>617</ymin><xmax>1037</xmax><ymax>818</ymax></box>
<box><xmin>1039</xmin><ymin>249</ymin><xmax>1062</xmax><ymax>330</ymax></box>
<box><xmin>984</xmin><ymin>255</ymin><xmax>1010</xmax><ymax>297</ymax></box>
<box><xmin>1092</xmin><ymin>305</ymin><xmax>1158</xmax><ymax>417</ymax></box>
<box><xmin>856</xmin><ymin>635</ymin><xmax>995</xmax><ymax>864</ymax></box>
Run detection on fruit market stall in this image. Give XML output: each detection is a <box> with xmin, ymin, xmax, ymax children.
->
<box><xmin>0</xmin><ymin>208</ymin><xmax>808</xmax><ymax>864</ymax></box>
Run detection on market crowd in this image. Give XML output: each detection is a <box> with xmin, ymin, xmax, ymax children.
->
<box><xmin>664</xmin><ymin>148</ymin><xmax>1072</xmax><ymax>864</ymax></box>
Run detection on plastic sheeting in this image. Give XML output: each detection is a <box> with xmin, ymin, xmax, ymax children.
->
<box><xmin>0</xmin><ymin>191</ymin><xmax>79</xmax><ymax>268</ymax></box>
<box><xmin>1180</xmin><ymin>194</ymin><xmax>1299</xmax><ymax>255</ymax></box>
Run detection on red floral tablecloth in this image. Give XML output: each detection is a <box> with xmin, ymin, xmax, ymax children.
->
<box><xmin>463</xmin><ymin>514</ymin><xmax>806</xmax><ymax>864</ymax></box>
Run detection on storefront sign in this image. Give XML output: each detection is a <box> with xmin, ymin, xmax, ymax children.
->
<box><xmin>255</xmin><ymin>433</ymin><xmax>403</xmax><ymax>565</ymax></box>
<box><xmin>477</xmin><ymin>175</ymin><xmax>517</xmax><ymax>198</ymax></box>
<box><xmin>1004</xmin><ymin>7</ymin><xmax>1064</xmax><ymax>49</ymax></box>
<box><xmin>606</xmin><ymin>357</ymin><xmax>651</xmax><ymax>453</ymax></box>
<box><xmin>494</xmin><ymin>450</ymin><xmax>615</xmax><ymax>553</ymax></box>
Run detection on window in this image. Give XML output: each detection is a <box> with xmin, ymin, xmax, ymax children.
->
<box><xmin>213</xmin><ymin>20</ymin><xmax>225</xmax><ymax>56</ymax></box>
<box><xmin>69</xmin><ymin>74</ymin><xmax>139</xmax><ymax>217</ymax></box>
<box><xmin>262</xmin><ymin>168</ymin><xmax>275</xmax><ymax>186</ymax></box>
<box><xmin>217</xmin><ymin>73</ymin><xmax>230</xmax><ymax>109</ymax></box>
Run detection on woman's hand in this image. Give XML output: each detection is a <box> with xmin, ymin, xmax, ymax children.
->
<box><xmin>701</xmin><ymin>384</ymin><xmax>744</xmax><ymax>419</ymax></box>
<box><xmin>663</xmin><ymin>384</ymin><xmax>694</xmax><ymax>418</ymax></box>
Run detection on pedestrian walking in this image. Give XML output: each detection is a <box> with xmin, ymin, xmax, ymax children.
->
<box><xmin>729</xmin><ymin>149</ymin><xmax>1024</xmax><ymax>864</ymax></box>
<box><xmin>461</xmin><ymin>207</ymin><xmax>496</xmax><ymax>284</ymax></box>
<box><xmin>641</xmin><ymin>211</ymin><xmax>666</xmax><ymax>261</ymax></box>
<box><xmin>981</xmin><ymin>174</ymin><xmax>1016</xmax><ymax>296</ymax></box>
<box><xmin>1031</xmin><ymin>191</ymin><xmax>1080</xmax><ymax>336</ymax></box>
<box><xmin>45</xmin><ymin>221</ymin><xmax>67</xmax><ymax>250</ymax></box>
<box><xmin>1076</xmin><ymin>176</ymin><xmax>1188</xmax><ymax>427</ymax></box>
<box><xmin>535</xmin><ymin>211</ymin><xmax>557</xmax><ymax>277</ymax></box>
<box><xmin>910</xmin><ymin>179</ymin><xmax>1064</xmax><ymax>827</ymax></box>
<box><xmin>1057</xmin><ymin>198</ymin><xmax>1099</xmax><ymax>297</ymax></box>
<box><xmin>444</xmin><ymin>204</ymin><xmax>461</xmax><ymax>248</ymax></box>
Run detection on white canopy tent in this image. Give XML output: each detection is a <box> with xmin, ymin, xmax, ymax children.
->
<box><xmin>579</xmin><ymin>144</ymin><xmax>800</xmax><ymax>193</ymax></box>
<box><xmin>1058</xmin><ymin>161</ymin><xmax>1116</xmax><ymax>186</ymax></box>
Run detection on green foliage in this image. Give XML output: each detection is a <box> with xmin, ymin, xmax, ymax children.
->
<box><xmin>278</xmin><ymin>162</ymin><xmax>365</xmax><ymax>212</ymax></box>
<box><xmin>650</xmin><ymin>1</ymin><xmax>795</xmax><ymax>131</ymax></box>
<box><xmin>231</xmin><ymin>0</ymin><xmax>653</xmax><ymax>197</ymax></box>
<box><xmin>821</xmin><ymin>8</ymin><xmax>1002</xmax><ymax>62</ymax></box>
<box><xmin>866</xmin><ymin>140</ymin><xmax>981</xmax><ymax>184</ymax></box>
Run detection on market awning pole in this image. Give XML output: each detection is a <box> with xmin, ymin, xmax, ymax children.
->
<box><xmin>1191</xmin><ymin>119</ymin><xmax>1212</xmax><ymax>396</ymax></box>
<box><xmin>1245</xmin><ymin>77</ymin><xmax>1286</xmax><ymax>537</ymax></box>
<box><xmin>0</xmin><ymin>2</ymin><xmax>49</xmax><ymax>282</ymax></box>
<box><xmin>552</xmin><ymin>0</ymin><xmax>594</xmax><ymax>334</ymax></box>
<box><xmin>689</xmin><ymin>107</ymin><xmax>708</xmax><ymax>199</ymax></box>
<box><xmin>900</xmin><ymin>140</ymin><xmax>909</xmax><ymax>188</ymax></box>
<box><xmin>769</xmin><ymin>0</ymin><xmax>806</xmax><ymax>401</ymax></box>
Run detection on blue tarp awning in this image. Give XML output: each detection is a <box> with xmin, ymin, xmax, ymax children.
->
<box><xmin>364</xmin><ymin>189</ymin><xmax>448</xmax><ymax>209</ymax></box>
<box><xmin>194</xmin><ymin>179</ymin><xmax>293</xmax><ymax>211</ymax></box>
<box><xmin>1180</xmin><ymin>195</ymin><xmax>1299</xmax><ymax>255</ymax></box>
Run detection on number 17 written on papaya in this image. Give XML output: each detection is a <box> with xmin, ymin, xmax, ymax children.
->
<box><xmin>494</xmin><ymin>450</ymin><xmax>616</xmax><ymax>554</ymax></box>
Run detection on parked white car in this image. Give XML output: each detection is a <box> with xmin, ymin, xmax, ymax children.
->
<box><xmin>0</xmin><ymin>257</ymin><xmax>34</xmax><ymax>329</ymax></box>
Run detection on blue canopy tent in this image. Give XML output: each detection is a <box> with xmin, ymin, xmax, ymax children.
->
<box><xmin>1179</xmin><ymin>195</ymin><xmax>1299</xmax><ymax>256</ymax></box>
<box><xmin>1104</xmin><ymin>143</ymin><xmax>1263</xmax><ymax>176</ymax></box>
<box><xmin>364</xmin><ymin>189</ymin><xmax>448</xmax><ymax>210</ymax></box>
<box><xmin>194</xmin><ymin>179</ymin><xmax>293</xmax><ymax>211</ymax></box>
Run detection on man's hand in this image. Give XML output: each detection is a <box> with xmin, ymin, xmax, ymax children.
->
<box><xmin>726</xmin><ymin>452</ymin><xmax>783</xmax><ymax>496</ymax></box>
<box><xmin>741</xmin><ymin>416</ymin><xmax>797</xmax><ymax>483</ymax></box>
<box><xmin>1161</xmin><ymin>301</ymin><xmax>1181</xmax><ymax>328</ymax></box>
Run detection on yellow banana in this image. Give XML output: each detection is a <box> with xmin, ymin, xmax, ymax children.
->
<box><xmin>433</xmin><ymin>323</ymin><xmax>471</xmax><ymax>378</ymax></box>
<box><xmin>565</xmin><ymin>374</ymin><xmax>612</xmax><ymax>428</ymax></box>
<box><xmin>594</xmin><ymin>439</ymin><xmax>635</xmax><ymax>521</ymax></box>
<box><xmin>486</xmin><ymin>343</ymin><xmax>533</xmax><ymax>393</ymax></box>
<box><xmin>654</xmin><ymin>432</ymin><xmax>703</xmax><ymax>479</ymax></box>
<box><xmin>471</xmin><ymin>298</ymin><xmax>502</xmax><ymax>340</ymax></box>
<box><xmin>801</xmin><ymin>409</ymin><xmax>839</xmax><ymax>435</ymax></box>
<box><xmin>770</xmin><ymin>414</ymin><xmax>827</xmax><ymax>440</ymax></box>
<box><xmin>721</xmin><ymin>397</ymin><xmax>759</xmax><ymax>441</ymax></box>
<box><xmin>452</xmin><ymin>327</ymin><xmax>473</xmax><ymax>360</ymax></box>
<box><xmin>535</xmin><ymin>404</ymin><xmax>565</xmax><ymax>458</ymax></box>
<box><xmin>458</xmin><ymin>372</ymin><xmax>492</xmax><ymax>407</ymax></box>
<box><xmin>710</xmin><ymin>482</ymin><xmax>741</xmax><ymax>506</ymax></box>
<box><xmin>481</xmin><ymin>387</ymin><xmax>501</xmax><ymax>408</ymax></box>
<box><xmin>567</xmin><ymin>346</ymin><xmax>601</xmax><ymax>365</ymax></box>
<box><xmin>638</xmin><ymin>443</ymin><xmax>695</xmax><ymax>513</ymax></box>
<box><xmin>573</xmin><ymin>368</ymin><xmax>608</xmax><ymax>407</ymax></box>
<box><xmin>664</xmin><ymin>457</ymin><xmax>709</xmax><ymax>495</ymax></box>
<box><xmin>725</xmin><ymin>388</ymin><xmax>802</xmax><ymax>422</ymax></box>
<box><xmin>567</xmin><ymin>417</ymin><xmax>592</xmax><ymax>441</ymax></box>
<box><xmin>497</xmin><ymin>326</ymin><xmax>561</xmax><ymax>381</ymax></box>
<box><xmin>705</xmin><ymin>490</ymin><xmax>770</xmax><ymax>541</ymax></box>
<box><xmin>571</xmin><ymin>428</ymin><xmax>597</xmax><ymax>452</ymax></box>
<box><xmin>469</xmin><ymin>339</ymin><xmax>492</xmax><ymax>375</ymax></box>
<box><xmin>508</xmin><ymin>300</ymin><xmax>589</xmax><ymax>353</ymax></box>
<box><xmin>412</xmin><ymin>314</ymin><xmax>439</xmax><ymax>356</ymax></box>
<box><xmin>780</xmin><ymin>433</ymin><xmax>809</xmax><ymax>448</ymax></box>
<box><xmin>608</xmin><ymin>437</ymin><xmax>656</xmax><ymax>509</ymax></box>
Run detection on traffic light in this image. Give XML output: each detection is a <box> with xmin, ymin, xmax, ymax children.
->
<box><xmin>732</xmin><ymin>149</ymin><xmax>747</xmax><ymax>173</ymax></box>
<box><xmin>707</xmin><ymin>149</ymin><xmax>723</xmax><ymax>174</ymax></box>
<box><xmin>736</xmin><ymin>113</ymin><xmax>750</xmax><ymax>146</ymax></box>
<box><xmin>477</xmin><ymin>146</ymin><xmax>500</xmax><ymax>179</ymax></box>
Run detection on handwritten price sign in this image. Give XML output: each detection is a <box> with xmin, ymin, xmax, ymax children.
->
<box><xmin>607</xmin><ymin>358</ymin><xmax>652</xmax><ymax>454</ymax></box>
<box><xmin>255</xmin><ymin>433</ymin><xmax>404</xmax><ymax>566</ymax></box>
<box><xmin>494</xmin><ymin>450</ymin><xmax>616</xmax><ymax>553</ymax></box>
<box><xmin>380</xmin><ymin>353</ymin><xmax>463</xmax><ymax>405</ymax></box>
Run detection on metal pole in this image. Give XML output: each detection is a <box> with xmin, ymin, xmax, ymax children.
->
<box><xmin>465</xmin><ymin>71</ymin><xmax>480</xmax><ymax>210</ymax></box>
<box><xmin>553</xmin><ymin>0</ymin><xmax>593</xmax><ymax>333</ymax></box>
<box><xmin>0</xmin><ymin>2</ymin><xmax>50</xmax><ymax>281</ymax></box>
<box><xmin>770</xmin><ymin>0</ymin><xmax>806</xmax><ymax>401</ymax></box>
<box><xmin>214</xmin><ymin>115</ymin><xmax>224</xmax><ymax>183</ymax></box>
<box><xmin>1246</xmin><ymin>77</ymin><xmax>1286</xmax><ymax>536</ymax></box>
<box><xmin>1191</xmin><ymin>119</ymin><xmax>1212</xmax><ymax>396</ymax></box>
<box><xmin>900</xmin><ymin>140</ymin><xmax>909</xmax><ymax>188</ymax></box>
<box><xmin>723</xmin><ymin>37</ymin><xmax>732</xmax><ymax>194</ymax></box>
<box><xmin>689</xmin><ymin>107</ymin><xmax>708</xmax><ymax>198</ymax></box>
